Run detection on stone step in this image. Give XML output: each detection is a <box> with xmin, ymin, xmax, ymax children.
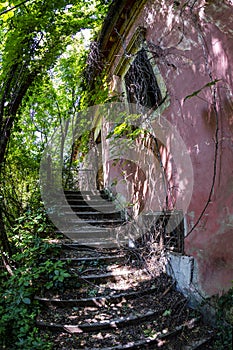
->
<box><xmin>61</xmin><ymin>243</ymin><xmax>125</xmax><ymax>253</ymax></box>
<box><xmin>65</xmin><ymin>199</ymin><xmax>114</xmax><ymax>206</ymax></box>
<box><xmin>36</xmin><ymin>309</ymin><xmax>160</xmax><ymax>333</ymax></box>
<box><xmin>65</xmin><ymin>193</ymin><xmax>110</xmax><ymax>200</ymax></box>
<box><xmin>56</xmin><ymin>226</ymin><xmax>117</xmax><ymax>235</ymax></box>
<box><xmin>54</xmin><ymin>254</ymin><xmax>126</xmax><ymax>264</ymax></box>
<box><xmin>69</xmin><ymin>219</ymin><xmax>124</xmax><ymax>226</ymax></box>
<box><xmin>64</xmin><ymin>190</ymin><xmax>105</xmax><ymax>195</ymax></box>
<box><xmin>62</xmin><ymin>238</ymin><xmax>125</xmax><ymax>248</ymax></box>
<box><xmin>56</xmin><ymin>228</ymin><xmax>110</xmax><ymax>234</ymax></box>
<box><xmin>60</xmin><ymin>212</ymin><xmax>122</xmax><ymax>221</ymax></box>
<box><xmin>55</xmin><ymin>232</ymin><xmax>113</xmax><ymax>240</ymax></box>
<box><xmin>66</xmin><ymin>268</ymin><xmax>148</xmax><ymax>284</ymax></box>
<box><xmin>38</xmin><ymin>316</ymin><xmax>213</xmax><ymax>350</ymax></box>
<box><xmin>35</xmin><ymin>285</ymin><xmax>159</xmax><ymax>307</ymax></box>
<box><xmin>61</xmin><ymin>204</ymin><xmax>118</xmax><ymax>212</ymax></box>
<box><xmin>81</xmin><ymin>318</ymin><xmax>209</xmax><ymax>350</ymax></box>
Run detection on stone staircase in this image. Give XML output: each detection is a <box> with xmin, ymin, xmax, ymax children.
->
<box><xmin>35</xmin><ymin>190</ymin><xmax>216</xmax><ymax>349</ymax></box>
<box><xmin>55</xmin><ymin>190</ymin><xmax>126</xmax><ymax>247</ymax></box>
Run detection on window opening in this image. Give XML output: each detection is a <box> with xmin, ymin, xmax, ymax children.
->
<box><xmin>124</xmin><ymin>48</ymin><xmax>162</xmax><ymax>109</ymax></box>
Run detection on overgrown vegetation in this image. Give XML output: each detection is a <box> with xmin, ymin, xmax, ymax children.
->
<box><xmin>213</xmin><ymin>286</ymin><xmax>233</xmax><ymax>350</ymax></box>
<box><xmin>0</xmin><ymin>207</ymin><xmax>69</xmax><ymax>349</ymax></box>
<box><xmin>0</xmin><ymin>0</ymin><xmax>111</xmax><ymax>347</ymax></box>
<box><xmin>0</xmin><ymin>0</ymin><xmax>110</xmax><ymax>244</ymax></box>
<box><xmin>0</xmin><ymin>0</ymin><xmax>232</xmax><ymax>348</ymax></box>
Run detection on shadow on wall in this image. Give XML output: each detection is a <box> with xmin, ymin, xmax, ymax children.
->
<box><xmin>104</xmin><ymin>129</ymin><xmax>179</xmax><ymax>218</ymax></box>
<box><xmin>184</xmin><ymin>94</ymin><xmax>233</xmax><ymax>296</ymax></box>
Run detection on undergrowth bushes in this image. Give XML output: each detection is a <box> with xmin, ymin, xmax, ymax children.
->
<box><xmin>0</xmin><ymin>209</ymin><xmax>69</xmax><ymax>349</ymax></box>
<box><xmin>213</xmin><ymin>285</ymin><xmax>233</xmax><ymax>350</ymax></box>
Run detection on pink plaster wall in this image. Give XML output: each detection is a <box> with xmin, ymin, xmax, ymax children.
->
<box><xmin>102</xmin><ymin>0</ymin><xmax>233</xmax><ymax>296</ymax></box>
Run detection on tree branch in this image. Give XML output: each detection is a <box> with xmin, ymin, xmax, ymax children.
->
<box><xmin>0</xmin><ymin>0</ymin><xmax>33</xmax><ymax>16</ymax></box>
<box><xmin>1</xmin><ymin>251</ymin><xmax>14</xmax><ymax>275</ymax></box>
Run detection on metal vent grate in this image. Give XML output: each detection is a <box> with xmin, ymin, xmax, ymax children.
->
<box><xmin>143</xmin><ymin>211</ymin><xmax>185</xmax><ymax>254</ymax></box>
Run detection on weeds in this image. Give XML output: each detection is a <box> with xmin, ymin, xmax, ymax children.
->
<box><xmin>213</xmin><ymin>285</ymin><xmax>233</xmax><ymax>350</ymax></box>
<box><xmin>0</xmin><ymin>210</ymin><xmax>69</xmax><ymax>349</ymax></box>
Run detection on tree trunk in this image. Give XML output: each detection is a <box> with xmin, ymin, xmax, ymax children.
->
<box><xmin>0</xmin><ymin>206</ymin><xmax>12</xmax><ymax>256</ymax></box>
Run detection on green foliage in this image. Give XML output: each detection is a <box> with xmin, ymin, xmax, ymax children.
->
<box><xmin>0</xmin><ymin>0</ymin><xmax>111</xmax><ymax>255</ymax></box>
<box><xmin>107</xmin><ymin>122</ymin><xmax>145</xmax><ymax>140</ymax></box>
<box><xmin>0</xmin><ymin>124</ymin><xmax>44</xmax><ymax>229</ymax></box>
<box><xmin>106</xmin><ymin>112</ymin><xmax>146</xmax><ymax>140</ymax></box>
<box><xmin>12</xmin><ymin>208</ymin><xmax>55</xmax><ymax>243</ymax></box>
<box><xmin>211</xmin><ymin>285</ymin><xmax>233</xmax><ymax>350</ymax></box>
<box><xmin>0</xmin><ymin>2</ymin><xmax>111</xmax><ymax>347</ymax></box>
<box><xmin>162</xmin><ymin>309</ymin><xmax>172</xmax><ymax>317</ymax></box>
<box><xmin>106</xmin><ymin>115</ymin><xmax>148</xmax><ymax>165</ymax></box>
<box><xmin>83</xmin><ymin>73</ymin><xmax>110</xmax><ymax>106</ymax></box>
<box><xmin>216</xmin><ymin>286</ymin><xmax>233</xmax><ymax>322</ymax></box>
<box><xmin>214</xmin><ymin>325</ymin><xmax>232</xmax><ymax>350</ymax></box>
<box><xmin>0</xmin><ymin>228</ymin><xmax>69</xmax><ymax>349</ymax></box>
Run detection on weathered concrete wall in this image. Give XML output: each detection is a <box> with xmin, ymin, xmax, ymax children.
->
<box><xmin>144</xmin><ymin>0</ymin><xmax>233</xmax><ymax>296</ymax></box>
<box><xmin>101</xmin><ymin>0</ymin><xmax>233</xmax><ymax>297</ymax></box>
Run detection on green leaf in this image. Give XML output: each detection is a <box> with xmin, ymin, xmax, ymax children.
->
<box><xmin>22</xmin><ymin>297</ymin><xmax>31</xmax><ymax>305</ymax></box>
<box><xmin>45</xmin><ymin>281</ymin><xmax>53</xmax><ymax>289</ymax></box>
<box><xmin>162</xmin><ymin>309</ymin><xmax>171</xmax><ymax>316</ymax></box>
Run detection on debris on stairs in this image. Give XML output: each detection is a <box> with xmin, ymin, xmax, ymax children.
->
<box><xmin>35</xmin><ymin>243</ymin><xmax>215</xmax><ymax>349</ymax></box>
<box><xmin>35</xmin><ymin>190</ymin><xmax>216</xmax><ymax>349</ymax></box>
